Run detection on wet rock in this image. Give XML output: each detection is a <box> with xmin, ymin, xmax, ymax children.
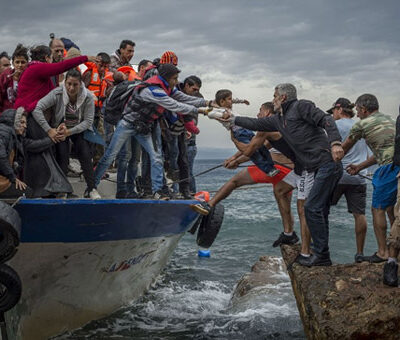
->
<box><xmin>281</xmin><ymin>244</ymin><xmax>400</xmax><ymax>340</ymax></box>
<box><xmin>231</xmin><ymin>256</ymin><xmax>287</xmax><ymax>307</ymax></box>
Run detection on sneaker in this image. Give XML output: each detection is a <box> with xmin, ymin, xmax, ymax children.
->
<box><xmin>272</xmin><ymin>231</ymin><xmax>299</xmax><ymax>247</ymax></box>
<box><xmin>126</xmin><ymin>191</ymin><xmax>139</xmax><ymax>199</ymax></box>
<box><xmin>181</xmin><ymin>191</ymin><xmax>193</xmax><ymax>200</ymax></box>
<box><xmin>153</xmin><ymin>191</ymin><xmax>170</xmax><ymax>200</ymax></box>
<box><xmin>367</xmin><ymin>252</ymin><xmax>387</xmax><ymax>263</ymax></box>
<box><xmin>267</xmin><ymin>168</ymin><xmax>280</xmax><ymax>177</ymax></box>
<box><xmin>295</xmin><ymin>253</ymin><xmax>332</xmax><ymax>267</ymax></box>
<box><xmin>84</xmin><ymin>188</ymin><xmax>101</xmax><ymax>199</ymax></box>
<box><xmin>190</xmin><ymin>201</ymin><xmax>211</xmax><ymax>215</ymax></box>
<box><xmin>383</xmin><ymin>261</ymin><xmax>398</xmax><ymax>287</ymax></box>
<box><xmin>55</xmin><ymin>192</ymin><xmax>68</xmax><ymax>199</ymax></box>
<box><xmin>354</xmin><ymin>253</ymin><xmax>366</xmax><ymax>263</ymax></box>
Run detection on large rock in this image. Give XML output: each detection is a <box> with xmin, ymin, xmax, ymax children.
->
<box><xmin>281</xmin><ymin>244</ymin><xmax>400</xmax><ymax>340</ymax></box>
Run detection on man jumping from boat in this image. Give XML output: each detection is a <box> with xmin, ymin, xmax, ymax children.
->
<box><xmin>220</xmin><ymin>83</ymin><xmax>344</xmax><ymax>267</ymax></box>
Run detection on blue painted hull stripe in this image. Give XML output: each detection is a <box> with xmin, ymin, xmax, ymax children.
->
<box><xmin>15</xmin><ymin>199</ymin><xmax>200</xmax><ymax>243</ymax></box>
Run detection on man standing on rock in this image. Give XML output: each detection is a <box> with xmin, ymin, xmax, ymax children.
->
<box><xmin>221</xmin><ymin>83</ymin><xmax>344</xmax><ymax>267</ymax></box>
<box><xmin>328</xmin><ymin>98</ymin><xmax>369</xmax><ymax>263</ymax></box>
<box><xmin>373</xmin><ymin>104</ymin><xmax>400</xmax><ymax>286</ymax></box>
<box><xmin>343</xmin><ymin>94</ymin><xmax>398</xmax><ymax>272</ymax></box>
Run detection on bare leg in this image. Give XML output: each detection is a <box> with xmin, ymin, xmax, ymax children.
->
<box><xmin>387</xmin><ymin>206</ymin><xmax>395</xmax><ymax>226</ymax></box>
<box><xmin>353</xmin><ymin>213</ymin><xmax>367</xmax><ymax>254</ymax></box>
<box><xmin>273</xmin><ymin>181</ymin><xmax>294</xmax><ymax>233</ymax></box>
<box><xmin>371</xmin><ymin>207</ymin><xmax>389</xmax><ymax>258</ymax></box>
<box><xmin>297</xmin><ymin>199</ymin><xmax>311</xmax><ymax>255</ymax></box>
<box><xmin>209</xmin><ymin>169</ymin><xmax>255</xmax><ymax>207</ymax></box>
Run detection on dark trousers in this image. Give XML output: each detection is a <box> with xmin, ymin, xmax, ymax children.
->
<box><xmin>304</xmin><ymin>161</ymin><xmax>343</xmax><ymax>256</ymax></box>
<box><xmin>55</xmin><ymin>132</ymin><xmax>96</xmax><ymax>190</ymax></box>
<box><xmin>177</xmin><ymin>133</ymin><xmax>190</xmax><ymax>194</ymax></box>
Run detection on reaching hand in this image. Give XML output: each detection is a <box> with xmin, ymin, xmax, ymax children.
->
<box><xmin>209</xmin><ymin>100</ymin><xmax>220</xmax><ymax>108</ymax></box>
<box><xmin>243</xmin><ymin>99</ymin><xmax>250</xmax><ymax>105</ymax></box>
<box><xmin>226</xmin><ymin>160</ymin><xmax>238</xmax><ymax>169</ymax></box>
<box><xmin>198</xmin><ymin>107</ymin><xmax>213</xmax><ymax>115</ymax></box>
<box><xmin>15</xmin><ymin>178</ymin><xmax>27</xmax><ymax>191</ymax></box>
<box><xmin>346</xmin><ymin>164</ymin><xmax>361</xmax><ymax>175</ymax></box>
<box><xmin>331</xmin><ymin>145</ymin><xmax>344</xmax><ymax>162</ymax></box>
<box><xmin>87</xmin><ymin>56</ymin><xmax>101</xmax><ymax>63</ymax></box>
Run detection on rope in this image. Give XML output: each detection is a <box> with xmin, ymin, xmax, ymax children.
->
<box><xmin>171</xmin><ymin>163</ymin><xmax>224</xmax><ymax>185</ymax></box>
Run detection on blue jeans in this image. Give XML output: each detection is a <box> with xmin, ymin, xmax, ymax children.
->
<box><xmin>116</xmin><ymin>137</ymin><xmax>141</xmax><ymax>194</ymax></box>
<box><xmin>187</xmin><ymin>144</ymin><xmax>197</xmax><ymax>193</ymax></box>
<box><xmin>95</xmin><ymin>119</ymin><xmax>163</xmax><ymax>193</ymax></box>
<box><xmin>304</xmin><ymin>161</ymin><xmax>343</xmax><ymax>257</ymax></box>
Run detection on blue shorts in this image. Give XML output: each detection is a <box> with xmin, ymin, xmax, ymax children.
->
<box><xmin>372</xmin><ymin>164</ymin><xmax>400</xmax><ymax>209</ymax></box>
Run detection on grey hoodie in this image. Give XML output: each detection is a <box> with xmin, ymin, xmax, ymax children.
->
<box><xmin>32</xmin><ymin>82</ymin><xmax>94</xmax><ymax>136</ymax></box>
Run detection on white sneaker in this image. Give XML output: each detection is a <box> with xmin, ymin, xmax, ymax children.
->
<box><xmin>89</xmin><ymin>188</ymin><xmax>101</xmax><ymax>199</ymax></box>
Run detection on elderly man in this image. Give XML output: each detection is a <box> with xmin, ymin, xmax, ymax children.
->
<box><xmin>110</xmin><ymin>40</ymin><xmax>135</xmax><ymax>72</ymax></box>
<box><xmin>49</xmin><ymin>38</ymin><xmax>65</xmax><ymax>86</ymax></box>
<box><xmin>342</xmin><ymin>94</ymin><xmax>399</xmax><ymax>286</ymax></box>
<box><xmin>225</xmin><ymin>83</ymin><xmax>344</xmax><ymax>266</ymax></box>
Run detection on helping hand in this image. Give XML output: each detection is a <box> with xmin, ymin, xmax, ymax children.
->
<box><xmin>87</xmin><ymin>56</ymin><xmax>101</xmax><ymax>63</ymax></box>
<box><xmin>346</xmin><ymin>164</ymin><xmax>361</xmax><ymax>175</ymax></box>
<box><xmin>331</xmin><ymin>145</ymin><xmax>344</xmax><ymax>162</ymax></box>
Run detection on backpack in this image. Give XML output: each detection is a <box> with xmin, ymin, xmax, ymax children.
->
<box><xmin>103</xmin><ymin>80</ymin><xmax>140</xmax><ymax>125</ymax></box>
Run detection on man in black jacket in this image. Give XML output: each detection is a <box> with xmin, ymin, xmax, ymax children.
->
<box><xmin>224</xmin><ymin>83</ymin><xmax>344</xmax><ymax>266</ymax></box>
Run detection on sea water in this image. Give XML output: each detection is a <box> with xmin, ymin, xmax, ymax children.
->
<box><xmin>59</xmin><ymin>159</ymin><xmax>378</xmax><ymax>339</ymax></box>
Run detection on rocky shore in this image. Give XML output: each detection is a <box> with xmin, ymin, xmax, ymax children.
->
<box><xmin>232</xmin><ymin>245</ymin><xmax>400</xmax><ymax>340</ymax></box>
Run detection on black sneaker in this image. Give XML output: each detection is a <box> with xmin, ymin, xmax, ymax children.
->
<box><xmin>153</xmin><ymin>191</ymin><xmax>170</xmax><ymax>200</ymax></box>
<box><xmin>367</xmin><ymin>252</ymin><xmax>387</xmax><ymax>263</ymax></box>
<box><xmin>126</xmin><ymin>191</ymin><xmax>139</xmax><ymax>199</ymax></box>
<box><xmin>383</xmin><ymin>261</ymin><xmax>399</xmax><ymax>287</ymax></box>
<box><xmin>354</xmin><ymin>253</ymin><xmax>366</xmax><ymax>263</ymax></box>
<box><xmin>295</xmin><ymin>253</ymin><xmax>332</xmax><ymax>267</ymax></box>
<box><xmin>190</xmin><ymin>201</ymin><xmax>211</xmax><ymax>215</ymax></box>
<box><xmin>272</xmin><ymin>231</ymin><xmax>299</xmax><ymax>247</ymax></box>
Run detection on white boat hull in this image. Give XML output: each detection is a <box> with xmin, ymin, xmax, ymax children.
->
<box><xmin>6</xmin><ymin>234</ymin><xmax>183</xmax><ymax>340</ymax></box>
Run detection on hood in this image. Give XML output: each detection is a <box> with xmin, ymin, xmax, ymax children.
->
<box><xmin>62</xmin><ymin>81</ymin><xmax>89</xmax><ymax>110</ymax></box>
<box><xmin>0</xmin><ymin>109</ymin><xmax>16</xmax><ymax>127</ymax></box>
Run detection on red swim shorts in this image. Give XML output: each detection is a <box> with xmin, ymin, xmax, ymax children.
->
<box><xmin>247</xmin><ymin>164</ymin><xmax>291</xmax><ymax>185</ymax></box>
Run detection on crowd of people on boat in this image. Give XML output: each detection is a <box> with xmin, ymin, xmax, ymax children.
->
<box><xmin>0</xmin><ymin>35</ymin><xmax>400</xmax><ymax>287</ymax></box>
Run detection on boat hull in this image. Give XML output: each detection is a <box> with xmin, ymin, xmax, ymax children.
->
<box><xmin>4</xmin><ymin>198</ymin><xmax>199</xmax><ymax>340</ymax></box>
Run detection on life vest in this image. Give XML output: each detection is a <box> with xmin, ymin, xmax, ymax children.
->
<box><xmin>83</xmin><ymin>62</ymin><xmax>112</xmax><ymax>107</ymax></box>
<box><xmin>123</xmin><ymin>75</ymin><xmax>173</xmax><ymax>128</ymax></box>
<box><xmin>117</xmin><ymin>66</ymin><xmax>141</xmax><ymax>81</ymax></box>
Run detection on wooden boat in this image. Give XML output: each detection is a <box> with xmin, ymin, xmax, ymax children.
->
<box><xmin>4</xmin><ymin>196</ymin><xmax>199</xmax><ymax>340</ymax></box>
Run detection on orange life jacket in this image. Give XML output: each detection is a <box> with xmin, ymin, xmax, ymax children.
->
<box><xmin>83</xmin><ymin>62</ymin><xmax>112</xmax><ymax>107</ymax></box>
<box><xmin>117</xmin><ymin>66</ymin><xmax>141</xmax><ymax>81</ymax></box>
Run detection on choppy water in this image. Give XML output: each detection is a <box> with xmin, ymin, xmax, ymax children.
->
<box><xmin>59</xmin><ymin>159</ymin><xmax>378</xmax><ymax>339</ymax></box>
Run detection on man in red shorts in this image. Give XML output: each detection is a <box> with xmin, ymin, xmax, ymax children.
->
<box><xmin>191</xmin><ymin>102</ymin><xmax>300</xmax><ymax>247</ymax></box>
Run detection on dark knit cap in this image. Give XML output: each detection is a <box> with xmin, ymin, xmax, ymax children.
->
<box><xmin>158</xmin><ymin>63</ymin><xmax>180</xmax><ymax>80</ymax></box>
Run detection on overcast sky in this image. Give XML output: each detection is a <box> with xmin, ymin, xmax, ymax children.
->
<box><xmin>1</xmin><ymin>0</ymin><xmax>399</xmax><ymax>148</ymax></box>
